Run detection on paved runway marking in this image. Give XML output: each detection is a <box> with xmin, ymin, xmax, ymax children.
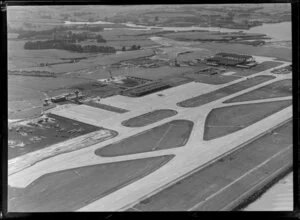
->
<box><xmin>152</xmin><ymin>124</ymin><xmax>173</xmax><ymax>151</ymax></box>
<box><xmin>220</xmin><ymin>161</ymin><xmax>292</xmax><ymax>211</ymax></box>
<box><xmin>188</xmin><ymin>144</ymin><xmax>292</xmax><ymax>211</ymax></box>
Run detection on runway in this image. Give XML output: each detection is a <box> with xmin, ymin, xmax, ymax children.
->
<box><xmin>8</xmin><ymin>58</ymin><xmax>292</xmax><ymax>211</ymax></box>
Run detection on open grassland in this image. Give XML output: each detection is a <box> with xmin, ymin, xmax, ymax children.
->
<box><xmin>224</xmin><ymin>79</ymin><xmax>292</xmax><ymax>103</ymax></box>
<box><xmin>8</xmin><ymin>38</ymin><xmax>155</xmax><ymax>74</ymax></box>
<box><xmin>232</xmin><ymin>61</ymin><xmax>284</xmax><ymax>77</ymax></box>
<box><xmin>204</xmin><ymin>100</ymin><xmax>292</xmax><ymax>140</ymax></box>
<box><xmin>122</xmin><ymin>109</ymin><xmax>178</xmax><ymax>127</ymax></box>
<box><xmin>8</xmin><ymin>40</ymin><xmax>94</xmax><ymax>70</ymax></box>
<box><xmin>69</xmin><ymin>82</ymin><xmax>120</xmax><ymax>98</ymax></box>
<box><xmin>8</xmin><ymin>75</ymin><xmax>92</xmax><ymax>119</ymax></box>
<box><xmin>49</xmin><ymin>49</ymin><xmax>155</xmax><ymax>74</ymax></box>
<box><xmin>130</xmin><ymin>120</ymin><xmax>292</xmax><ymax>211</ymax></box>
<box><xmin>96</xmin><ymin>120</ymin><xmax>193</xmax><ymax>157</ymax></box>
<box><xmin>8</xmin><ymin>155</ymin><xmax>174</xmax><ymax>212</ymax></box>
<box><xmin>121</xmin><ymin>66</ymin><xmax>194</xmax><ymax>81</ymax></box>
<box><xmin>8</xmin><ymin>114</ymin><xmax>101</xmax><ymax>159</ymax></box>
<box><xmin>192</xmin><ymin>42</ymin><xmax>291</xmax><ymax>61</ymax></box>
<box><xmin>177</xmin><ymin>75</ymin><xmax>275</xmax><ymax>107</ymax></box>
<box><xmin>182</xmin><ymin>72</ymin><xmax>240</xmax><ymax>85</ymax></box>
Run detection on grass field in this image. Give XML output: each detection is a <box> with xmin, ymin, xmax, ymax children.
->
<box><xmin>116</xmin><ymin>66</ymin><xmax>194</xmax><ymax>81</ymax></box>
<box><xmin>69</xmin><ymin>82</ymin><xmax>121</xmax><ymax>98</ymax></box>
<box><xmin>130</xmin><ymin>120</ymin><xmax>292</xmax><ymax>211</ymax></box>
<box><xmin>8</xmin><ymin>75</ymin><xmax>93</xmax><ymax>119</ymax></box>
<box><xmin>121</xmin><ymin>109</ymin><xmax>178</xmax><ymax>127</ymax></box>
<box><xmin>8</xmin><ymin>155</ymin><xmax>174</xmax><ymax>212</ymax></box>
<box><xmin>96</xmin><ymin>120</ymin><xmax>193</xmax><ymax>157</ymax></box>
<box><xmin>178</xmin><ymin>75</ymin><xmax>275</xmax><ymax>107</ymax></box>
<box><xmin>224</xmin><ymin>79</ymin><xmax>292</xmax><ymax>103</ymax></box>
<box><xmin>232</xmin><ymin>61</ymin><xmax>284</xmax><ymax>77</ymax></box>
<box><xmin>8</xmin><ymin>114</ymin><xmax>100</xmax><ymax>159</ymax></box>
<box><xmin>182</xmin><ymin>72</ymin><xmax>240</xmax><ymax>85</ymax></box>
<box><xmin>203</xmin><ymin>100</ymin><xmax>292</xmax><ymax>140</ymax></box>
<box><xmin>8</xmin><ymin>40</ymin><xmax>94</xmax><ymax>70</ymax></box>
<box><xmin>192</xmin><ymin>42</ymin><xmax>292</xmax><ymax>61</ymax></box>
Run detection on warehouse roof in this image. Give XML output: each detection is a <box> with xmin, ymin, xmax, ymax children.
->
<box><xmin>206</xmin><ymin>57</ymin><xmax>242</xmax><ymax>65</ymax></box>
<box><xmin>215</xmin><ymin>52</ymin><xmax>253</xmax><ymax>60</ymax></box>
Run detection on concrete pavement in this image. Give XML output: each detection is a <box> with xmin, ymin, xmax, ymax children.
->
<box><xmin>8</xmin><ymin>58</ymin><xmax>292</xmax><ymax>211</ymax></box>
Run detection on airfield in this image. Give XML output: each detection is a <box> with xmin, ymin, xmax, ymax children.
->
<box><xmin>8</xmin><ymin>56</ymin><xmax>292</xmax><ymax>211</ymax></box>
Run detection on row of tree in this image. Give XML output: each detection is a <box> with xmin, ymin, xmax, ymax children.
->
<box><xmin>24</xmin><ymin>40</ymin><xmax>116</xmax><ymax>53</ymax></box>
<box><xmin>16</xmin><ymin>25</ymin><xmax>104</xmax><ymax>39</ymax></box>
<box><xmin>121</xmin><ymin>45</ymin><xmax>141</xmax><ymax>51</ymax></box>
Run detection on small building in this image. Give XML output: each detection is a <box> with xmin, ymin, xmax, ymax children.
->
<box><xmin>51</xmin><ymin>95</ymin><xmax>67</xmax><ymax>103</ymax></box>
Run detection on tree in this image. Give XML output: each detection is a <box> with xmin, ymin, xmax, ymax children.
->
<box><xmin>131</xmin><ymin>45</ymin><xmax>137</xmax><ymax>50</ymax></box>
<box><xmin>74</xmin><ymin>90</ymin><xmax>79</xmax><ymax>100</ymax></box>
<box><xmin>122</xmin><ymin>46</ymin><xmax>126</xmax><ymax>51</ymax></box>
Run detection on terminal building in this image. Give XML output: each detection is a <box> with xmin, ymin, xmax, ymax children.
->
<box><xmin>121</xmin><ymin>81</ymin><xmax>171</xmax><ymax>97</ymax></box>
<box><xmin>205</xmin><ymin>52</ymin><xmax>257</xmax><ymax>68</ymax></box>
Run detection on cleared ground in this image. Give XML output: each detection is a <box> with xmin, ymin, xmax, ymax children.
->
<box><xmin>129</xmin><ymin>120</ymin><xmax>292</xmax><ymax>211</ymax></box>
<box><xmin>96</xmin><ymin>120</ymin><xmax>193</xmax><ymax>157</ymax></box>
<box><xmin>224</xmin><ymin>79</ymin><xmax>292</xmax><ymax>103</ymax></box>
<box><xmin>8</xmin><ymin>155</ymin><xmax>174</xmax><ymax>212</ymax></box>
<box><xmin>177</xmin><ymin>75</ymin><xmax>275</xmax><ymax>108</ymax></box>
<box><xmin>122</xmin><ymin>109</ymin><xmax>178</xmax><ymax>127</ymax></box>
<box><xmin>8</xmin><ymin>114</ymin><xmax>100</xmax><ymax>159</ymax></box>
<box><xmin>204</xmin><ymin>100</ymin><xmax>292</xmax><ymax>140</ymax></box>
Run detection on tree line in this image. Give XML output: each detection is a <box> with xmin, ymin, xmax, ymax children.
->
<box><xmin>24</xmin><ymin>40</ymin><xmax>116</xmax><ymax>53</ymax></box>
<box><xmin>15</xmin><ymin>25</ymin><xmax>104</xmax><ymax>39</ymax></box>
<box><xmin>122</xmin><ymin>45</ymin><xmax>141</xmax><ymax>51</ymax></box>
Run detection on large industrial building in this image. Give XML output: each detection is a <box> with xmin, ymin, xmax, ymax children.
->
<box><xmin>121</xmin><ymin>81</ymin><xmax>171</xmax><ymax>97</ymax></box>
<box><xmin>205</xmin><ymin>52</ymin><xmax>257</xmax><ymax>68</ymax></box>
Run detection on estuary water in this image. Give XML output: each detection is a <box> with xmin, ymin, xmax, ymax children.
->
<box><xmin>64</xmin><ymin>20</ymin><xmax>291</xmax><ymax>42</ymax></box>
